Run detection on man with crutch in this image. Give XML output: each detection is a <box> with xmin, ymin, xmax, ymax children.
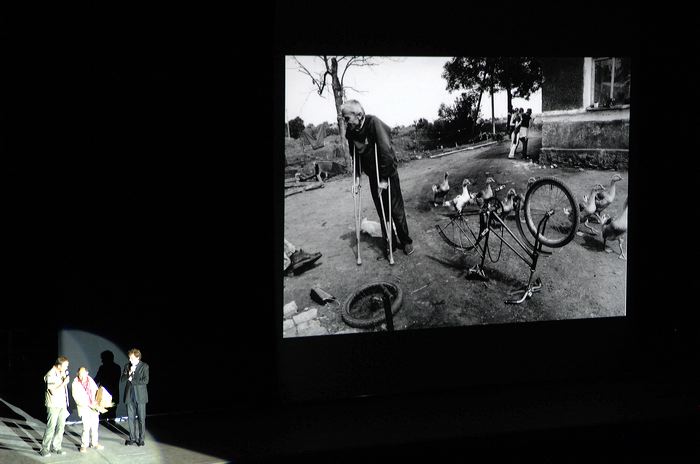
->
<box><xmin>342</xmin><ymin>99</ymin><xmax>414</xmax><ymax>263</ymax></box>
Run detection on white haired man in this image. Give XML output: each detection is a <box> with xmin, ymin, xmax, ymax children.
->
<box><xmin>342</xmin><ymin>99</ymin><xmax>414</xmax><ymax>258</ymax></box>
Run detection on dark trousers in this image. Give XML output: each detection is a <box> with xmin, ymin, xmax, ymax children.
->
<box><xmin>368</xmin><ymin>171</ymin><xmax>412</xmax><ymax>249</ymax></box>
<box><xmin>126</xmin><ymin>389</ymin><xmax>146</xmax><ymax>443</ymax></box>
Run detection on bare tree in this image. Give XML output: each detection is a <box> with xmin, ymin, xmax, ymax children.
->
<box><xmin>293</xmin><ymin>56</ymin><xmax>378</xmax><ymax>166</ymax></box>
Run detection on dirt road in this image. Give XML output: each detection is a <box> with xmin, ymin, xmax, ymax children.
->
<box><xmin>284</xmin><ymin>132</ymin><xmax>628</xmax><ymax>335</ymax></box>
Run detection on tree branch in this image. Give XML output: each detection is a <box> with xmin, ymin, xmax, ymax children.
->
<box><xmin>294</xmin><ymin>56</ymin><xmax>327</xmax><ymax>95</ymax></box>
<box><xmin>340</xmin><ymin>56</ymin><xmax>378</xmax><ymax>87</ymax></box>
<box><xmin>343</xmin><ymin>86</ymin><xmax>367</xmax><ymax>95</ymax></box>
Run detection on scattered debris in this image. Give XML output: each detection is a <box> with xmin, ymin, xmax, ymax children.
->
<box><xmin>310</xmin><ymin>287</ymin><xmax>335</xmax><ymax>304</ymax></box>
<box><xmin>293</xmin><ymin>307</ymin><xmax>318</xmax><ymax>325</ymax></box>
<box><xmin>410</xmin><ymin>283</ymin><xmax>430</xmax><ymax>294</ymax></box>
<box><xmin>283</xmin><ymin>301</ymin><xmax>298</xmax><ymax>319</ymax></box>
<box><xmin>285</xmin><ymin>181</ymin><xmax>325</xmax><ymax>197</ymax></box>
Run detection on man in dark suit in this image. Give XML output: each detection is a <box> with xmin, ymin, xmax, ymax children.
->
<box><xmin>121</xmin><ymin>348</ymin><xmax>149</xmax><ymax>446</ymax></box>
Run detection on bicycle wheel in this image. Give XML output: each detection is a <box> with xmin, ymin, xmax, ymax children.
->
<box><xmin>341</xmin><ymin>281</ymin><xmax>403</xmax><ymax>329</ymax></box>
<box><xmin>435</xmin><ymin>211</ymin><xmax>481</xmax><ymax>252</ymax></box>
<box><xmin>523</xmin><ymin>177</ymin><xmax>578</xmax><ymax>248</ymax></box>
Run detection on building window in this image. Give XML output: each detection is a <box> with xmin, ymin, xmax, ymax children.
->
<box><xmin>593</xmin><ymin>57</ymin><xmax>630</xmax><ymax>107</ymax></box>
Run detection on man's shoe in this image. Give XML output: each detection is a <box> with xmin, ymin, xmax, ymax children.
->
<box><xmin>53</xmin><ymin>450</ymin><xmax>66</xmax><ymax>456</ymax></box>
<box><xmin>404</xmin><ymin>243</ymin><xmax>415</xmax><ymax>255</ymax></box>
<box><xmin>92</xmin><ymin>444</ymin><xmax>104</xmax><ymax>450</ymax></box>
<box><xmin>290</xmin><ymin>250</ymin><xmax>322</xmax><ymax>271</ymax></box>
<box><xmin>125</xmin><ymin>440</ymin><xmax>135</xmax><ymax>446</ymax></box>
<box><xmin>80</xmin><ymin>447</ymin><xmax>87</xmax><ymax>453</ymax></box>
<box><xmin>137</xmin><ymin>441</ymin><xmax>145</xmax><ymax>447</ymax></box>
<box><xmin>39</xmin><ymin>449</ymin><xmax>51</xmax><ymax>457</ymax></box>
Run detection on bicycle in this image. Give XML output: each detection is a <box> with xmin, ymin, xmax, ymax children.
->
<box><xmin>435</xmin><ymin>177</ymin><xmax>579</xmax><ymax>304</ymax></box>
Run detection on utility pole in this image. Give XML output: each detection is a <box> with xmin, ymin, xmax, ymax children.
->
<box><xmin>490</xmin><ymin>87</ymin><xmax>496</xmax><ymax>135</ymax></box>
<box><xmin>285</xmin><ymin>108</ymin><xmax>290</xmax><ymax>138</ymax></box>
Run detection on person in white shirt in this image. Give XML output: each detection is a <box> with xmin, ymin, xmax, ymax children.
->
<box><xmin>71</xmin><ymin>367</ymin><xmax>105</xmax><ymax>453</ymax></box>
<box><xmin>39</xmin><ymin>356</ymin><xmax>70</xmax><ymax>457</ymax></box>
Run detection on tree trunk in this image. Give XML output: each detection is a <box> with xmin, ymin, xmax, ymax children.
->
<box><xmin>330</xmin><ymin>57</ymin><xmax>352</xmax><ymax>167</ymax></box>
<box><xmin>506</xmin><ymin>87</ymin><xmax>512</xmax><ymax>128</ymax></box>
<box><xmin>490</xmin><ymin>85</ymin><xmax>496</xmax><ymax>135</ymax></box>
<box><xmin>474</xmin><ymin>88</ymin><xmax>483</xmax><ymax>124</ymax></box>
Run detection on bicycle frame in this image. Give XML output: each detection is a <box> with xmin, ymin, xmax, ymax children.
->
<box><xmin>448</xmin><ymin>198</ymin><xmax>554</xmax><ymax>304</ymax></box>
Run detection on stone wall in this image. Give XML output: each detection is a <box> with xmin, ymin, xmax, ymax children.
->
<box><xmin>540</xmin><ymin>148</ymin><xmax>628</xmax><ymax>170</ymax></box>
<box><xmin>542</xmin><ymin>118</ymin><xmax>629</xmax><ymax>150</ymax></box>
<box><xmin>539</xmin><ymin>115</ymin><xmax>629</xmax><ymax>169</ymax></box>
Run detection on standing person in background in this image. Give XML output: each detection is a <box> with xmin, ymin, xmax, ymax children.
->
<box><xmin>507</xmin><ymin>107</ymin><xmax>516</xmax><ymax>140</ymax></box>
<box><xmin>71</xmin><ymin>367</ymin><xmax>105</xmax><ymax>453</ymax></box>
<box><xmin>508</xmin><ymin>108</ymin><xmax>523</xmax><ymax>159</ymax></box>
<box><xmin>94</xmin><ymin>350</ymin><xmax>120</xmax><ymax>422</ymax></box>
<box><xmin>519</xmin><ymin>108</ymin><xmax>534</xmax><ymax>159</ymax></box>
<box><xmin>39</xmin><ymin>356</ymin><xmax>70</xmax><ymax>457</ymax></box>
<box><xmin>122</xmin><ymin>348</ymin><xmax>149</xmax><ymax>447</ymax></box>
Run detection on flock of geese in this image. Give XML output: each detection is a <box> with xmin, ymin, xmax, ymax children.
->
<box><xmin>431</xmin><ymin>171</ymin><xmax>628</xmax><ymax>260</ymax></box>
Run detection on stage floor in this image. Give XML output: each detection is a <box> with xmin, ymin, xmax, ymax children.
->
<box><xmin>0</xmin><ymin>397</ymin><xmax>238</xmax><ymax>463</ymax></box>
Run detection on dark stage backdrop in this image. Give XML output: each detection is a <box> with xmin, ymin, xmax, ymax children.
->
<box><xmin>3</xmin><ymin>7</ymin><xmax>697</xmax><ymax>430</ymax></box>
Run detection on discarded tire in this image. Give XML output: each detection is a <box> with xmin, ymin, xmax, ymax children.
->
<box><xmin>341</xmin><ymin>281</ymin><xmax>403</xmax><ymax>329</ymax></box>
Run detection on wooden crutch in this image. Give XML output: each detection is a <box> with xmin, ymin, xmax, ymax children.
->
<box><xmin>375</xmin><ymin>143</ymin><xmax>394</xmax><ymax>265</ymax></box>
<box><xmin>353</xmin><ymin>145</ymin><xmax>362</xmax><ymax>265</ymax></box>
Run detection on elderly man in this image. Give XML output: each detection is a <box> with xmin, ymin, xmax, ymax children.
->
<box><xmin>342</xmin><ymin>99</ymin><xmax>414</xmax><ymax>258</ymax></box>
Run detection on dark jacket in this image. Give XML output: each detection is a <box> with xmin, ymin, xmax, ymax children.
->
<box><xmin>346</xmin><ymin>114</ymin><xmax>398</xmax><ymax>181</ymax></box>
<box><xmin>122</xmin><ymin>361</ymin><xmax>149</xmax><ymax>404</ymax></box>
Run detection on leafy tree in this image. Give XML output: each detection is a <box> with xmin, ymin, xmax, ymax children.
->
<box><xmin>494</xmin><ymin>57</ymin><xmax>543</xmax><ymax>126</ymax></box>
<box><xmin>288</xmin><ymin>116</ymin><xmax>305</xmax><ymax>139</ymax></box>
<box><xmin>443</xmin><ymin>57</ymin><xmax>499</xmax><ymax>134</ymax></box>
<box><xmin>415</xmin><ymin>118</ymin><xmax>430</xmax><ymax>131</ymax></box>
<box><xmin>443</xmin><ymin>57</ymin><xmax>543</xmax><ymax>133</ymax></box>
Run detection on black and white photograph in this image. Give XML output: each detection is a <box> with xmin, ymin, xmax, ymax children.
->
<box><xmin>283</xmin><ymin>56</ymin><xmax>630</xmax><ymax>337</ymax></box>
<box><xmin>3</xmin><ymin>5</ymin><xmax>697</xmax><ymax>463</ymax></box>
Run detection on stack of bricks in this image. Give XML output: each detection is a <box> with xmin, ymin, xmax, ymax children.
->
<box><xmin>283</xmin><ymin>301</ymin><xmax>329</xmax><ymax>337</ymax></box>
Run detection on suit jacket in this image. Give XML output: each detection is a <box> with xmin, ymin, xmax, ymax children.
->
<box><xmin>121</xmin><ymin>361</ymin><xmax>149</xmax><ymax>404</ymax></box>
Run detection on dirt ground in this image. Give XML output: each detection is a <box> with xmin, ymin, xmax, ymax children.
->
<box><xmin>283</xmin><ymin>130</ymin><xmax>628</xmax><ymax>335</ymax></box>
